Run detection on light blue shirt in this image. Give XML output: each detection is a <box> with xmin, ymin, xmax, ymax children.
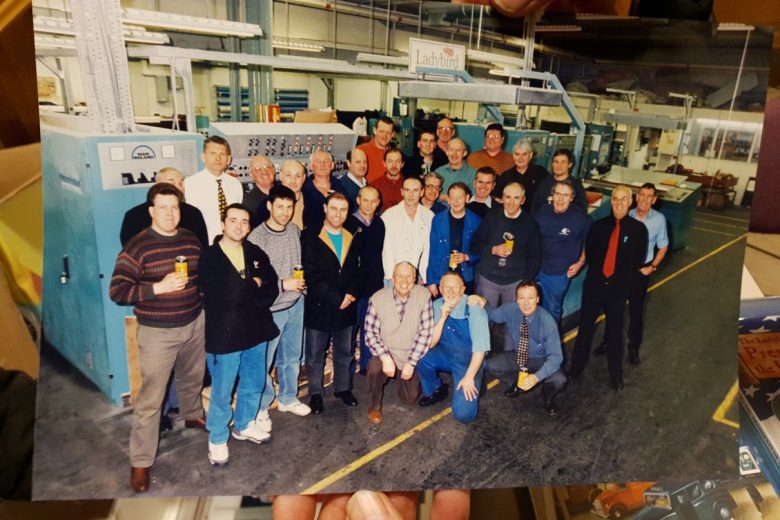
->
<box><xmin>435</xmin><ymin>163</ymin><xmax>477</xmax><ymax>195</ymax></box>
<box><xmin>629</xmin><ymin>208</ymin><xmax>669</xmax><ymax>263</ymax></box>
<box><xmin>433</xmin><ymin>295</ymin><xmax>490</xmax><ymax>353</ymax></box>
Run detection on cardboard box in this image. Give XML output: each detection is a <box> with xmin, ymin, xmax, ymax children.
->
<box><xmin>293</xmin><ymin>109</ymin><xmax>338</xmax><ymax>123</ymax></box>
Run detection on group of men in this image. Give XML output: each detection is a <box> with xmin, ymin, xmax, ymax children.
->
<box><xmin>110</xmin><ymin>123</ymin><xmax>668</xmax><ymax>493</ymax></box>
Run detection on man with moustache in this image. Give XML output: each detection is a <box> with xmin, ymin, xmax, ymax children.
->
<box><xmin>199</xmin><ymin>203</ymin><xmax>279</xmax><ymax>465</ymax></box>
<box><xmin>568</xmin><ymin>185</ymin><xmax>648</xmax><ymax>391</ymax></box>
<box><xmin>358</xmin><ymin>116</ymin><xmax>396</xmax><ymax>183</ymax></box>
<box><xmin>334</xmin><ymin>148</ymin><xmax>368</xmax><ymax>213</ymax></box>
<box><xmin>248</xmin><ymin>185</ymin><xmax>311</xmax><ymax>432</ymax></box>
<box><xmin>109</xmin><ymin>183</ymin><xmax>206</xmax><ymax>493</ymax></box>
<box><xmin>344</xmin><ymin>186</ymin><xmax>385</xmax><ymax>375</ymax></box>
<box><xmin>370</xmin><ymin>147</ymin><xmax>405</xmax><ymax>212</ymax></box>
<box><xmin>243</xmin><ymin>155</ymin><xmax>277</xmax><ymax>228</ymax></box>
<box><xmin>364</xmin><ymin>262</ymin><xmax>433</xmax><ymax>424</ymax></box>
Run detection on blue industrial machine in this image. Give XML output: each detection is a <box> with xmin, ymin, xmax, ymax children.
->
<box><xmin>455</xmin><ymin>123</ymin><xmax>554</xmax><ymax>173</ymax></box>
<box><xmin>42</xmin><ymin>117</ymin><xmax>203</xmax><ymax>405</ymax></box>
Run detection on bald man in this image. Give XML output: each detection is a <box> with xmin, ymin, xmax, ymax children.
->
<box><xmin>120</xmin><ymin>167</ymin><xmax>208</xmax><ymax>247</ymax></box>
<box><xmin>243</xmin><ymin>155</ymin><xmax>277</xmax><ymax>228</ymax></box>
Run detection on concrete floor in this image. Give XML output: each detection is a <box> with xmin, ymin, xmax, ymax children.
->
<box><xmin>33</xmin><ymin>206</ymin><xmax>746</xmax><ymax>500</ymax></box>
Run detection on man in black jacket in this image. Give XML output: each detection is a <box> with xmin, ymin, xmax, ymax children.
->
<box><xmin>199</xmin><ymin>203</ymin><xmax>279</xmax><ymax>465</ymax></box>
<box><xmin>343</xmin><ymin>186</ymin><xmax>385</xmax><ymax>375</ymax></box>
<box><xmin>302</xmin><ymin>192</ymin><xmax>361</xmax><ymax>414</ymax></box>
<box><xmin>120</xmin><ymin>167</ymin><xmax>208</xmax><ymax>248</ymax></box>
<box><xmin>568</xmin><ymin>185</ymin><xmax>648</xmax><ymax>391</ymax></box>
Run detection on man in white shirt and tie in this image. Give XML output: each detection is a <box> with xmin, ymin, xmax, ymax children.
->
<box><xmin>185</xmin><ymin>136</ymin><xmax>244</xmax><ymax>244</ymax></box>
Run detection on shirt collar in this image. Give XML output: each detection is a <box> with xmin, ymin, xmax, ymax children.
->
<box><xmin>346</xmin><ymin>172</ymin><xmax>367</xmax><ymax>187</ymax></box>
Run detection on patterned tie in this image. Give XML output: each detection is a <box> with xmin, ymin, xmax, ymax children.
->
<box><xmin>516</xmin><ymin>316</ymin><xmax>529</xmax><ymax>369</ymax></box>
<box><xmin>216</xmin><ymin>178</ymin><xmax>227</xmax><ymax>220</ymax></box>
<box><xmin>602</xmin><ymin>218</ymin><xmax>621</xmax><ymax>278</ymax></box>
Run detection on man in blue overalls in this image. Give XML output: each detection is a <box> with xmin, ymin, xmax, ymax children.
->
<box><xmin>416</xmin><ymin>271</ymin><xmax>490</xmax><ymax>423</ymax></box>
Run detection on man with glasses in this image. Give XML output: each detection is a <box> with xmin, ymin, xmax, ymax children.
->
<box><xmin>467</xmin><ymin>123</ymin><xmax>514</xmax><ymax>174</ymax></box>
<box><xmin>567</xmin><ymin>185</ymin><xmax>647</xmax><ymax>391</ymax></box>
<box><xmin>534</xmin><ymin>179</ymin><xmax>590</xmax><ymax>327</ymax></box>
<box><xmin>358</xmin><ymin>116</ymin><xmax>396</xmax><ymax>183</ymax></box>
<box><xmin>243</xmin><ymin>155</ymin><xmax>277</xmax><ymax>228</ymax></box>
<box><xmin>420</xmin><ymin>172</ymin><xmax>447</xmax><ymax>214</ymax></box>
<box><xmin>434</xmin><ymin>117</ymin><xmax>456</xmax><ymax>168</ymax></box>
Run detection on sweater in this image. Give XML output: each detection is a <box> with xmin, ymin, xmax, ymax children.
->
<box><xmin>109</xmin><ymin>227</ymin><xmax>202</xmax><ymax>327</ymax></box>
<box><xmin>470</xmin><ymin>208</ymin><xmax>540</xmax><ymax>285</ymax></box>
<box><xmin>247</xmin><ymin>221</ymin><xmax>303</xmax><ymax>311</ymax></box>
<box><xmin>344</xmin><ymin>213</ymin><xmax>385</xmax><ymax>299</ymax></box>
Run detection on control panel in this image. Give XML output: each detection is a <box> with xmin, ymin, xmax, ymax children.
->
<box><xmin>209</xmin><ymin>122</ymin><xmax>357</xmax><ymax>183</ymax></box>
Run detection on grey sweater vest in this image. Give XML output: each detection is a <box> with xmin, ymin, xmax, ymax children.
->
<box><xmin>370</xmin><ymin>285</ymin><xmax>430</xmax><ymax>367</ymax></box>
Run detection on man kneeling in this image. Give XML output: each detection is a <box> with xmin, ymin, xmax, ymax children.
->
<box><xmin>417</xmin><ymin>272</ymin><xmax>489</xmax><ymax>423</ymax></box>
<box><xmin>485</xmin><ymin>280</ymin><xmax>566</xmax><ymax>415</ymax></box>
<box><xmin>364</xmin><ymin>262</ymin><xmax>433</xmax><ymax>424</ymax></box>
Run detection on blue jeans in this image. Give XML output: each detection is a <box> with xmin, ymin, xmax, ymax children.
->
<box><xmin>357</xmin><ymin>297</ymin><xmax>372</xmax><ymax>371</ymax></box>
<box><xmin>537</xmin><ymin>271</ymin><xmax>570</xmax><ymax>324</ymax></box>
<box><xmin>305</xmin><ymin>325</ymin><xmax>355</xmax><ymax>396</ymax></box>
<box><xmin>416</xmin><ymin>347</ymin><xmax>484</xmax><ymax>424</ymax></box>
<box><xmin>260</xmin><ymin>297</ymin><xmax>304</xmax><ymax>409</ymax></box>
<box><xmin>206</xmin><ymin>342</ymin><xmax>267</xmax><ymax>444</ymax></box>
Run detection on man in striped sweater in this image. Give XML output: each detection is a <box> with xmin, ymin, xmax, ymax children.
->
<box><xmin>109</xmin><ymin>183</ymin><xmax>207</xmax><ymax>494</ymax></box>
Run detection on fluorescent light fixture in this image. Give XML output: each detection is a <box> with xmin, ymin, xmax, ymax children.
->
<box><xmin>272</xmin><ymin>40</ymin><xmax>325</xmax><ymax>53</ymax></box>
<box><xmin>467</xmin><ymin>49</ymin><xmax>524</xmax><ymax>68</ymax></box>
<box><xmin>356</xmin><ymin>53</ymin><xmax>408</xmax><ymax>66</ymax></box>
<box><xmin>121</xmin><ymin>8</ymin><xmax>263</xmax><ymax>38</ymax></box>
<box><xmin>534</xmin><ymin>25</ymin><xmax>582</xmax><ymax>33</ymax></box>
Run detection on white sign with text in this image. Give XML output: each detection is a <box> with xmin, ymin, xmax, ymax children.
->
<box><xmin>408</xmin><ymin>38</ymin><xmax>466</xmax><ymax>74</ymax></box>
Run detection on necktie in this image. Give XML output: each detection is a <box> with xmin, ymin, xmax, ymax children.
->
<box><xmin>216</xmin><ymin>178</ymin><xmax>227</xmax><ymax>220</ymax></box>
<box><xmin>516</xmin><ymin>316</ymin><xmax>529</xmax><ymax>368</ymax></box>
<box><xmin>602</xmin><ymin>219</ymin><xmax>621</xmax><ymax>278</ymax></box>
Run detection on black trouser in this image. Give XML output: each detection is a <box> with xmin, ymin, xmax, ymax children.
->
<box><xmin>628</xmin><ymin>269</ymin><xmax>651</xmax><ymax>351</ymax></box>
<box><xmin>570</xmin><ymin>279</ymin><xmax>628</xmax><ymax>384</ymax></box>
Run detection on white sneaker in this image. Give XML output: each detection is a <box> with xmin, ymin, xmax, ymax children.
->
<box><xmin>255</xmin><ymin>409</ymin><xmax>273</xmax><ymax>433</ymax></box>
<box><xmin>231</xmin><ymin>420</ymin><xmax>271</xmax><ymax>444</ymax></box>
<box><xmin>277</xmin><ymin>400</ymin><xmax>312</xmax><ymax>417</ymax></box>
<box><xmin>208</xmin><ymin>442</ymin><xmax>229</xmax><ymax>466</ymax></box>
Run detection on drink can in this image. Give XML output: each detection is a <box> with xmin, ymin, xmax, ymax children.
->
<box><xmin>516</xmin><ymin>368</ymin><xmax>528</xmax><ymax>389</ymax></box>
<box><xmin>293</xmin><ymin>264</ymin><xmax>304</xmax><ymax>280</ymax></box>
<box><xmin>503</xmin><ymin>232</ymin><xmax>515</xmax><ymax>253</ymax></box>
<box><xmin>174</xmin><ymin>256</ymin><xmax>188</xmax><ymax>276</ymax></box>
<box><xmin>449</xmin><ymin>250</ymin><xmax>459</xmax><ymax>271</ymax></box>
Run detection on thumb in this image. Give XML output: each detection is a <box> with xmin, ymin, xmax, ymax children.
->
<box><xmin>347</xmin><ymin>490</ymin><xmax>404</xmax><ymax>520</ymax></box>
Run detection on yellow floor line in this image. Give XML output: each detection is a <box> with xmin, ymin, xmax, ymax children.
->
<box><xmin>694</xmin><ymin>213</ymin><xmax>750</xmax><ymax>224</ymax></box>
<box><xmin>712</xmin><ymin>381</ymin><xmax>739</xmax><ymax>429</ymax></box>
<box><xmin>692</xmin><ymin>217</ymin><xmax>748</xmax><ymax>229</ymax></box>
<box><xmin>304</xmin><ymin>233</ymin><xmax>747</xmax><ymax>493</ymax></box>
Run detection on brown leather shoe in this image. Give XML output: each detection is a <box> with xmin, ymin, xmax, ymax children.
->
<box><xmin>184</xmin><ymin>416</ymin><xmax>207</xmax><ymax>430</ymax></box>
<box><xmin>368</xmin><ymin>409</ymin><xmax>383</xmax><ymax>425</ymax></box>
<box><xmin>130</xmin><ymin>466</ymin><xmax>150</xmax><ymax>493</ymax></box>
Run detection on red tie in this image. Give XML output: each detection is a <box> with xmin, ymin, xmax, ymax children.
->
<box><xmin>602</xmin><ymin>219</ymin><xmax>621</xmax><ymax>278</ymax></box>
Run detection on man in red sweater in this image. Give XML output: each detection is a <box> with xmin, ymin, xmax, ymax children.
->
<box><xmin>358</xmin><ymin>116</ymin><xmax>395</xmax><ymax>183</ymax></box>
<box><xmin>109</xmin><ymin>183</ymin><xmax>207</xmax><ymax>494</ymax></box>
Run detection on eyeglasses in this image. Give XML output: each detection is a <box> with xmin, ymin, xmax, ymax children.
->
<box><xmin>424</xmin><ymin>184</ymin><xmax>441</xmax><ymax>191</ymax></box>
<box><xmin>485</xmin><ymin>134</ymin><xmax>502</xmax><ymax>140</ymax></box>
<box><xmin>252</xmin><ymin>165</ymin><xmax>275</xmax><ymax>171</ymax></box>
<box><xmin>437</xmin><ymin>127</ymin><xmax>454</xmax><ymax>132</ymax></box>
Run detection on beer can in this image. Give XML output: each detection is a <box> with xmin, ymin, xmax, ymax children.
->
<box><xmin>174</xmin><ymin>256</ymin><xmax>188</xmax><ymax>276</ymax></box>
<box><xmin>293</xmin><ymin>264</ymin><xmax>304</xmax><ymax>280</ymax></box>
<box><xmin>503</xmin><ymin>232</ymin><xmax>515</xmax><ymax>253</ymax></box>
<box><xmin>516</xmin><ymin>368</ymin><xmax>528</xmax><ymax>389</ymax></box>
<box><xmin>449</xmin><ymin>250</ymin><xmax>459</xmax><ymax>271</ymax></box>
